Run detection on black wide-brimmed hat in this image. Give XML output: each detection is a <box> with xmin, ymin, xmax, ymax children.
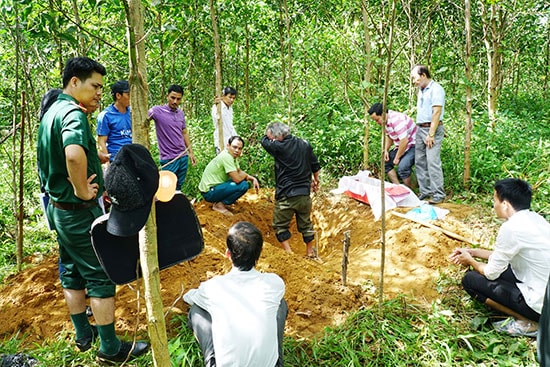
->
<box><xmin>105</xmin><ymin>144</ymin><xmax>159</xmax><ymax>237</ymax></box>
<box><xmin>91</xmin><ymin>193</ymin><xmax>204</xmax><ymax>284</ymax></box>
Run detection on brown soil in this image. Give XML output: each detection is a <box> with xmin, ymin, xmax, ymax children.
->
<box><xmin>0</xmin><ymin>189</ymin><xmax>487</xmax><ymax>346</ymax></box>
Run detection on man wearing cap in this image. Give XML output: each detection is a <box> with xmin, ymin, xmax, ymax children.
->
<box><xmin>184</xmin><ymin>221</ymin><xmax>287</xmax><ymax>367</ymax></box>
<box><xmin>97</xmin><ymin>80</ymin><xmax>132</xmax><ymax>164</ymax></box>
<box><xmin>37</xmin><ymin>57</ymin><xmax>148</xmax><ymax>363</ymax></box>
<box><xmin>199</xmin><ymin>136</ymin><xmax>259</xmax><ymax>215</ymax></box>
<box><xmin>148</xmin><ymin>84</ymin><xmax>196</xmax><ymax>191</ymax></box>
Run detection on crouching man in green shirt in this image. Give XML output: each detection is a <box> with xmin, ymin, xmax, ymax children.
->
<box><xmin>198</xmin><ymin>136</ymin><xmax>259</xmax><ymax>215</ymax></box>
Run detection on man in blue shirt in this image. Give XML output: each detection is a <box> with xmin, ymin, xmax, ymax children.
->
<box><xmin>411</xmin><ymin>65</ymin><xmax>445</xmax><ymax>204</ymax></box>
<box><xmin>97</xmin><ymin>80</ymin><xmax>132</xmax><ymax>163</ymax></box>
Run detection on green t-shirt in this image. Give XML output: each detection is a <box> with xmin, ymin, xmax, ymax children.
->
<box><xmin>198</xmin><ymin>150</ymin><xmax>240</xmax><ymax>192</ymax></box>
<box><xmin>37</xmin><ymin>93</ymin><xmax>103</xmax><ymax>203</ymax></box>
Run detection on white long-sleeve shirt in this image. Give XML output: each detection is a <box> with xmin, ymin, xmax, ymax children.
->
<box><xmin>184</xmin><ymin>267</ymin><xmax>285</xmax><ymax>367</ymax></box>
<box><xmin>485</xmin><ymin>210</ymin><xmax>550</xmax><ymax>313</ymax></box>
<box><xmin>212</xmin><ymin>102</ymin><xmax>237</xmax><ymax>150</ymax></box>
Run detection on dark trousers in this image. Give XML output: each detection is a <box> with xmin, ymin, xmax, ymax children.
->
<box><xmin>188</xmin><ymin>299</ymin><xmax>288</xmax><ymax>367</ymax></box>
<box><xmin>538</xmin><ymin>275</ymin><xmax>550</xmax><ymax>365</ymax></box>
<box><xmin>462</xmin><ymin>267</ymin><xmax>540</xmax><ymax>322</ymax></box>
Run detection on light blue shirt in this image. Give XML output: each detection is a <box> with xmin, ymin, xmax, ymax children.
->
<box><xmin>416</xmin><ymin>80</ymin><xmax>445</xmax><ymax>123</ymax></box>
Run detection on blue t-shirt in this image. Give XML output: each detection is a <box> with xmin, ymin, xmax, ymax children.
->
<box><xmin>96</xmin><ymin>104</ymin><xmax>132</xmax><ymax>161</ymax></box>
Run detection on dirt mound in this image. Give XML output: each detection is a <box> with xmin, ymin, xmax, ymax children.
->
<box><xmin>0</xmin><ymin>190</ymin><xmax>483</xmax><ymax>345</ymax></box>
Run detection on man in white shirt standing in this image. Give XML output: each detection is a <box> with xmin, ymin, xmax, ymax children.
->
<box><xmin>212</xmin><ymin>86</ymin><xmax>238</xmax><ymax>154</ymax></box>
<box><xmin>184</xmin><ymin>221</ymin><xmax>287</xmax><ymax>367</ymax></box>
<box><xmin>449</xmin><ymin>178</ymin><xmax>550</xmax><ymax>337</ymax></box>
<box><xmin>411</xmin><ymin>65</ymin><xmax>445</xmax><ymax>204</ymax></box>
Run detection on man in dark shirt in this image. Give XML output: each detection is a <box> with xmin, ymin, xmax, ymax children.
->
<box><xmin>261</xmin><ymin>122</ymin><xmax>320</xmax><ymax>257</ymax></box>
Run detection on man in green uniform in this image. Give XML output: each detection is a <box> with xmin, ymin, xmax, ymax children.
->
<box><xmin>37</xmin><ymin>57</ymin><xmax>148</xmax><ymax>363</ymax></box>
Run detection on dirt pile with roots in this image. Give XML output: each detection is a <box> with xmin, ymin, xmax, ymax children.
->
<box><xmin>0</xmin><ymin>189</ymin><xmax>486</xmax><ymax>345</ymax></box>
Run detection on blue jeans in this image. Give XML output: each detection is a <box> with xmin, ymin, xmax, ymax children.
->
<box><xmin>201</xmin><ymin>180</ymin><xmax>249</xmax><ymax>205</ymax></box>
<box><xmin>160</xmin><ymin>155</ymin><xmax>189</xmax><ymax>191</ymax></box>
<box><xmin>385</xmin><ymin>147</ymin><xmax>415</xmax><ymax>179</ymax></box>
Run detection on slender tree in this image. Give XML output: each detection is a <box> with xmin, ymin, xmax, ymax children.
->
<box><xmin>463</xmin><ymin>0</ymin><xmax>473</xmax><ymax>186</ymax></box>
<box><xmin>480</xmin><ymin>0</ymin><xmax>515</xmax><ymax>125</ymax></box>
<box><xmin>361</xmin><ymin>0</ymin><xmax>372</xmax><ymax>169</ymax></box>
<box><xmin>210</xmin><ymin>0</ymin><xmax>223</xmax><ymax>149</ymax></box>
<box><xmin>124</xmin><ymin>0</ymin><xmax>170</xmax><ymax>365</ymax></box>
<box><xmin>278</xmin><ymin>0</ymin><xmax>293</xmax><ymax>122</ymax></box>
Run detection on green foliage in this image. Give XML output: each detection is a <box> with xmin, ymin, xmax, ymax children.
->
<box><xmin>442</xmin><ymin>96</ymin><xmax>550</xmax><ymax>216</ymax></box>
<box><xmin>0</xmin><ymin>0</ymin><xmax>549</xmax><ymax>364</ymax></box>
<box><xmin>1</xmin><ymin>292</ymin><xmax>538</xmax><ymax>366</ymax></box>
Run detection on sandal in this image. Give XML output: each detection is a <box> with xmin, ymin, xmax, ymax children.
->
<box><xmin>492</xmin><ymin>318</ymin><xmax>538</xmax><ymax>338</ymax></box>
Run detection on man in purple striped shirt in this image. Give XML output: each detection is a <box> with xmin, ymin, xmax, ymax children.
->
<box><xmin>369</xmin><ymin>102</ymin><xmax>417</xmax><ymax>188</ymax></box>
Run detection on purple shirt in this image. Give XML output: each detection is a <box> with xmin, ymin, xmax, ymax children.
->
<box><xmin>386</xmin><ymin>110</ymin><xmax>417</xmax><ymax>151</ymax></box>
<box><xmin>148</xmin><ymin>104</ymin><xmax>187</xmax><ymax>161</ymax></box>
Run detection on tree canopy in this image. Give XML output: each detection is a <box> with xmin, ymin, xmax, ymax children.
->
<box><xmin>1</xmin><ymin>0</ymin><xmax>549</xmax><ymax>212</ymax></box>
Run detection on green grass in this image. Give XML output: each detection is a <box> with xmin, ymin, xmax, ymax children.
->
<box><xmin>0</xmin><ymin>293</ymin><xmax>538</xmax><ymax>366</ymax></box>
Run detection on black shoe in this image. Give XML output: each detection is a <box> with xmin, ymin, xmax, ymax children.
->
<box><xmin>76</xmin><ymin>325</ymin><xmax>98</xmax><ymax>352</ymax></box>
<box><xmin>429</xmin><ymin>197</ymin><xmax>444</xmax><ymax>204</ymax></box>
<box><xmin>97</xmin><ymin>341</ymin><xmax>149</xmax><ymax>364</ymax></box>
<box><xmin>418</xmin><ymin>194</ymin><xmax>430</xmax><ymax>201</ymax></box>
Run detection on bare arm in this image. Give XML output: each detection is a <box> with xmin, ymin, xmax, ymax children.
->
<box><xmin>65</xmin><ymin>144</ymin><xmax>99</xmax><ymax>201</ymax></box>
<box><xmin>182</xmin><ymin>128</ymin><xmax>196</xmax><ymax>165</ymax></box>
<box><xmin>228</xmin><ymin>169</ymin><xmax>260</xmax><ymax>191</ymax></box>
<box><xmin>393</xmin><ymin>138</ymin><xmax>408</xmax><ymax>164</ymax></box>
<box><xmin>97</xmin><ymin>136</ymin><xmax>110</xmax><ymax>164</ymax></box>
<box><xmin>449</xmin><ymin>247</ymin><xmax>493</xmax><ymax>276</ymax></box>
<box><xmin>426</xmin><ymin>106</ymin><xmax>442</xmax><ymax>148</ymax></box>
<box><xmin>311</xmin><ymin>170</ymin><xmax>320</xmax><ymax>193</ymax></box>
<box><xmin>382</xmin><ymin>135</ymin><xmax>393</xmax><ymax>161</ymax></box>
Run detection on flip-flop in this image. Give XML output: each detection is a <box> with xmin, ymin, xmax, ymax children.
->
<box><xmin>491</xmin><ymin>318</ymin><xmax>512</xmax><ymax>329</ymax></box>
<box><xmin>305</xmin><ymin>254</ymin><xmax>323</xmax><ymax>263</ymax></box>
<box><xmin>212</xmin><ymin>205</ymin><xmax>233</xmax><ymax>216</ymax></box>
<box><xmin>493</xmin><ymin>318</ymin><xmax>538</xmax><ymax>338</ymax></box>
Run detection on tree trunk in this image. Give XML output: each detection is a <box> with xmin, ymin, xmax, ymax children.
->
<box><xmin>481</xmin><ymin>1</ymin><xmax>504</xmax><ymax>126</ymax></box>
<box><xmin>463</xmin><ymin>0</ymin><xmax>473</xmax><ymax>187</ymax></box>
<box><xmin>245</xmin><ymin>22</ymin><xmax>251</xmax><ymax>117</ymax></box>
<box><xmin>283</xmin><ymin>0</ymin><xmax>292</xmax><ymax>122</ymax></box>
<box><xmin>17</xmin><ymin>92</ymin><xmax>25</xmax><ymax>270</ymax></box>
<box><xmin>544</xmin><ymin>19</ymin><xmax>550</xmax><ymax>98</ymax></box>
<box><xmin>210</xmin><ymin>0</ymin><xmax>223</xmax><ymax>149</ymax></box>
<box><xmin>156</xmin><ymin>3</ymin><xmax>166</xmax><ymax>97</ymax></box>
<box><xmin>361</xmin><ymin>0</ymin><xmax>372</xmax><ymax>169</ymax></box>
<box><xmin>124</xmin><ymin>1</ymin><xmax>170</xmax><ymax>366</ymax></box>
<box><xmin>378</xmin><ymin>0</ymin><xmax>397</xmax><ymax>314</ymax></box>
<box><xmin>12</xmin><ymin>2</ymin><xmax>23</xmax><ymax>269</ymax></box>
<box><xmin>278</xmin><ymin>0</ymin><xmax>292</xmax><ymax>123</ymax></box>
<box><xmin>403</xmin><ymin>0</ymin><xmax>415</xmax><ymax>110</ymax></box>
<box><xmin>70</xmin><ymin>0</ymin><xmax>86</xmax><ymax>54</ymax></box>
